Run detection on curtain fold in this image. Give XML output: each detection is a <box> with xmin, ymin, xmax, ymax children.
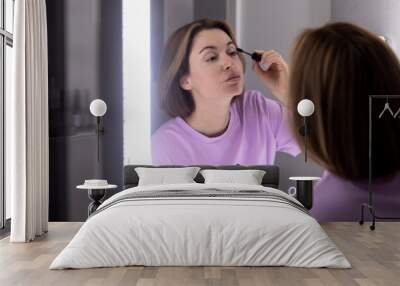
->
<box><xmin>9</xmin><ymin>0</ymin><xmax>49</xmax><ymax>242</ymax></box>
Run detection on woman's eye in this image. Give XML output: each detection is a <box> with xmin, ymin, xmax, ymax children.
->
<box><xmin>228</xmin><ymin>48</ymin><xmax>238</xmax><ymax>55</ymax></box>
<box><xmin>206</xmin><ymin>55</ymin><xmax>218</xmax><ymax>62</ymax></box>
<box><xmin>228</xmin><ymin>50</ymin><xmax>238</xmax><ymax>56</ymax></box>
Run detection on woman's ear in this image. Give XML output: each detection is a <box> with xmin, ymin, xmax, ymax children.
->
<box><xmin>179</xmin><ymin>75</ymin><xmax>192</xmax><ymax>91</ymax></box>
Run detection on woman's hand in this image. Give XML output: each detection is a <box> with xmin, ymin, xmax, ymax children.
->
<box><xmin>252</xmin><ymin>49</ymin><xmax>289</xmax><ymax>106</ymax></box>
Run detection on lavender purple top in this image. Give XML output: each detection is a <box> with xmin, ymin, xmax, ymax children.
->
<box><xmin>152</xmin><ymin>90</ymin><xmax>301</xmax><ymax>165</ymax></box>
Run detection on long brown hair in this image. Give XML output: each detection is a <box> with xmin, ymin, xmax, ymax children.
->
<box><xmin>158</xmin><ymin>18</ymin><xmax>245</xmax><ymax>118</ymax></box>
<box><xmin>289</xmin><ymin>22</ymin><xmax>400</xmax><ymax>181</ymax></box>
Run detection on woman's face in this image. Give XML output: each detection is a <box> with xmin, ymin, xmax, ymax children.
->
<box><xmin>180</xmin><ymin>29</ymin><xmax>244</xmax><ymax>102</ymax></box>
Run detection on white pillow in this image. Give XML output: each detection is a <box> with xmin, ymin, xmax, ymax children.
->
<box><xmin>200</xmin><ymin>169</ymin><xmax>266</xmax><ymax>185</ymax></box>
<box><xmin>135</xmin><ymin>167</ymin><xmax>200</xmax><ymax>186</ymax></box>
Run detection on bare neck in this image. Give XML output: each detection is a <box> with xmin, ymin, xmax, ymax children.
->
<box><xmin>185</xmin><ymin>98</ymin><xmax>232</xmax><ymax>137</ymax></box>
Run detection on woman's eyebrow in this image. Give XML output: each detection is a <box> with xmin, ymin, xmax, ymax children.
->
<box><xmin>199</xmin><ymin>45</ymin><xmax>217</xmax><ymax>54</ymax></box>
<box><xmin>199</xmin><ymin>41</ymin><xmax>235</xmax><ymax>54</ymax></box>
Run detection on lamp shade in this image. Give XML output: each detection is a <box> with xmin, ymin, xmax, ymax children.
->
<box><xmin>297</xmin><ymin>99</ymin><xmax>314</xmax><ymax>117</ymax></box>
<box><xmin>90</xmin><ymin>99</ymin><xmax>107</xmax><ymax>117</ymax></box>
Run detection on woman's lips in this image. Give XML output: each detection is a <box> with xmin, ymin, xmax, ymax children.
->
<box><xmin>225</xmin><ymin>75</ymin><xmax>241</xmax><ymax>83</ymax></box>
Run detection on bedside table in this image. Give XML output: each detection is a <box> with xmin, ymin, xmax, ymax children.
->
<box><xmin>77</xmin><ymin>182</ymin><xmax>117</xmax><ymax>217</ymax></box>
<box><xmin>288</xmin><ymin>176</ymin><xmax>320</xmax><ymax>210</ymax></box>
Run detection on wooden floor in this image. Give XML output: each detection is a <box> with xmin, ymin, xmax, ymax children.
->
<box><xmin>0</xmin><ymin>222</ymin><xmax>399</xmax><ymax>286</ymax></box>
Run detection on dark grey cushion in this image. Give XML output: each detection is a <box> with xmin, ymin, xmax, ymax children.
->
<box><xmin>124</xmin><ymin>165</ymin><xmax>279</xmax><ymax>189</ymax></box>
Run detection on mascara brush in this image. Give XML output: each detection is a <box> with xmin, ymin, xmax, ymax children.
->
<box><xmin>236</xmin><ymin>48</ymin><xmax>262</xmax><ymax>62</ymax></box>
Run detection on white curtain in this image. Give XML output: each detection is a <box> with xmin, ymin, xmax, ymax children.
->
<box><xmin>9</xmin><ymin>0</ymin><xmax>49</xmax><ymax>242</ymax></box>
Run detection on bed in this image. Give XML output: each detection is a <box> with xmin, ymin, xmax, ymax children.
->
<box><xmin>50</xmin><ymin>165</ymin><xmax>350</xmax><ymax>269</ymax></box>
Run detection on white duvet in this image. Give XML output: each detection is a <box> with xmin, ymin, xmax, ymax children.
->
<box><xmin>50</xmin><ymin>183</ymin><xmax>351</xmax><ymax>269</ymax></box>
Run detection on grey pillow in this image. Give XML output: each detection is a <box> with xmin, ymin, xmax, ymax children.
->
<box><xmin>200</xmin><ymin>169</ymin><xmax>266</xmax><ymax>185</ymax></box>
<box><xmin>135</xmin><ymin>167</ymin><xmax>201</xmax><ymax>186</ymax></box>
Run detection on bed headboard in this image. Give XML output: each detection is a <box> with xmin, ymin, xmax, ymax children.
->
<box><xmin>123</xmin><ymin>165</ymin><xmax>280</xmax><ymax>189</ymax></box>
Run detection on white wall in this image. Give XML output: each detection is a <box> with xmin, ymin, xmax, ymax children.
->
<box><xmin>164</xmin><ymin>0</ymin><xmax>194</xmax><ymax>41</ymax></box>
<box><xmin>237</xmin><ymin>0</ymin><xmax>330</xmax><ymax>99</ymax></box>
<box><xmin>123</xmin><ymin>0</ymin><xmax>152</xmax><ymax>164</ymax></box>
<box><xmin>237</xmin><ymin>0</ymin><xmax>330</xmax><ymax>192</ymax></box>
<box><xmin>331</xmin><ymin>0</ymin><xmax>400</xmax><ymax>55</ymax></box>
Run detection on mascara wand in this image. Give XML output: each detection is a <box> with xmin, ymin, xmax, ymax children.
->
<box><xmin>236</xmin><ymin>48</ymin><xmax>262</xmax><ymax>62</ymax></box>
